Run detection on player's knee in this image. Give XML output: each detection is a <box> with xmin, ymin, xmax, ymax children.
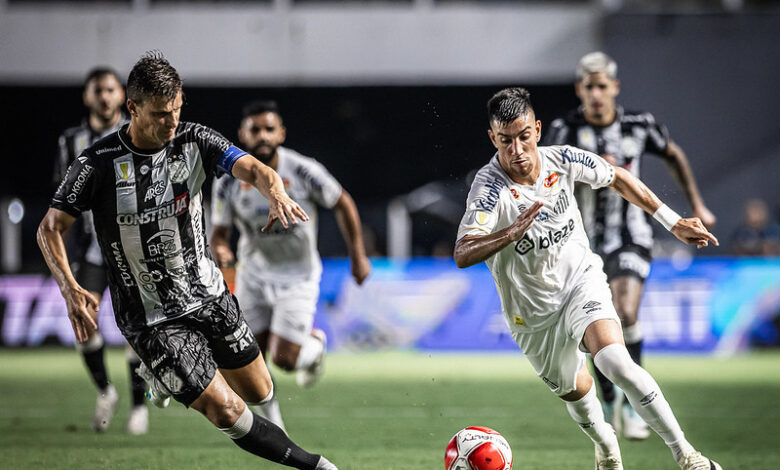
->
<box><xmin>210</xmin><ymin>395</ymin><xmax>246</xmax><ymax>429</ymax></box>
<box><xmin>246</xmin><ymin>382</ymin><xmax>274</xmax><ymax>406</ymax></box>
<box><xmin>593</xmin><ymin>344</ymin><xmax>635</xmax><ymax>386</ymax></box>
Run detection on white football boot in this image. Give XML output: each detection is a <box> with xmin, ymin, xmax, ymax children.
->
<box><xmin>296</xmin><ymin>329</ymin><xmax>327</xmax><ymax>388</ymax></box>
<box><xmin>621</xmin><ymin>403</ymin><xmax>651</xmax><ymax>440</ymax></box>
<box><xmin>126</xmin><ymin>405</ymin><xmax>149</xmax><ymax>435</ymax></box>
<box><xmin>595</xmin><ymin>444</ymin><xmax>623</xmax><ymax>470</ymax></box>
<box><xmin>91</xmin><ymin>384</ymin><xmax>119</xmax><ymax>432</ymax></box>
<box><xmin>677</xmin><ymin>451</ymin><xmax>723</xmax><ymax>470</ymax></box>
<box><xmin>135</xmin><ymin>363</ymin><xmax>171</xmax><ymax>408</ymax></box>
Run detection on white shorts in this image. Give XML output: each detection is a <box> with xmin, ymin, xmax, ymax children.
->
<box><xmin>235</xmin><ymin>274</ymin><xmax>319</xmax><ymax>345</ymax></box>
<box><xmin>512</xmin><ymin>267</ymin><xmax>621</xmax><ymax>397</ymax></box>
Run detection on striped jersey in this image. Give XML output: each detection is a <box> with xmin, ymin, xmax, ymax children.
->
<box><xmin>54</xmin><ymin>117</ymin><xmax>128</xmax><ymax>266</ymax></box>
<box><xmin>457</xmin><ymin>146</ymin><xmax>615</xmax><ymax>332</ymax></box>
<box><xmin>543</xmin><ymin>106</ymin><xmax>670</xmax><ymax>255</ymax></box>
<box><xmin>51</xmin><ymin>122</ymin><xmax>248</xmax><ymax>335</ymax></box>
<box><xmin>211</xmin><ymin>146</ymin><xmax>342</xmax><ymax>283</ymax></box>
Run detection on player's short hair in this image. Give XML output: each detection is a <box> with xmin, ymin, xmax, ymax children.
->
<box><xmin>242</xmin><ymin>100</ymin><xmax>283</xmax><ymax>123</ymax></box>
<box><xmin>83</xmin><ymin>67</ymin><xmax>122</xmax><ymax>89</ymax></box>
<box><xmin>126</xmin><ymin>51</ymin><xmax>182</xmax><ymax>104</ymax></box>
<box><xmin>487</xmin><ymin>87</ymin><xmax>535</xmax><ymax>126</ymax></box>
<box><xmin>576</xmin><ymin>51</ymin><xmax>618</xmax><ymax>81</ymax></box>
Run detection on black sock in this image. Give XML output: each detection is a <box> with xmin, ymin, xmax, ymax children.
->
<box><xmin>590</xmin><ymin>358</ymin><xmax>615</xmax><ymax>403</ymax></box>
<box><xmin>626</xmin><ymin>340</ymin><xmax>643</xmax><ymax>367</ymax></box>
<box><xmin>233</xmin><ymin>413</ymin><xmax>320</xmax><ymax>470</ymax></box>
<box><xmin>82</xmin><ymin>344</ymin><xmax>110</xmax><ymax>390</ymax></box>
<box><xmin>128</xmin><ymin>358</ymin><xmax>146</xmax><ymax>406</ymax></box>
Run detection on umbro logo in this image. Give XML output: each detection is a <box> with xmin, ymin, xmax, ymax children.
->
<box><xmin>583</xmin><ymin>301</ymin><xmax>602</xmax><ymax>314</ymax></box>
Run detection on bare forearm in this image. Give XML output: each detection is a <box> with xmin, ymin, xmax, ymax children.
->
<box><xmin>334</xmin><ymin>192</ymin><xmax>366</xmax><ymax>258</ymax></box>
<box><xmin>665</xmin><ymin>142</ymin><xmax>705</xmax><ymax>208</ymax></box>
<box><xmin>454</xmin><ymin>229</ymin><xmax>516</xmax><ymax>268</ymax></box>
<box><xmin>37</xmin><ymin>221</ymin><xmax>77</xmax><ymax>293</ymax></box>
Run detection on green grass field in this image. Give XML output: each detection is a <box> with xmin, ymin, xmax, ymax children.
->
<box><xmin>1</xmin><ymin>348</ymin><xmax>779</xmax><ymax>469</ymax></box>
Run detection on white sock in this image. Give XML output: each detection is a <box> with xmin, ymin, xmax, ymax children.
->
<box><xmin>565</xmin><ymin>384</ymin><xmax>620</xmax><ymax>456</ymax></box>
<box><xmin>594</xmin><ymin>344</ymin><xmax>695</xmax><ymax>461</ymax></box>
<box><xmin>248</xmin><ymin>383</ymin><xmax>286</xmax><ymax>433</ymax></box>
<box><xmin>294</xmin><ymin>334</ymin><xmax>323</xmax><ymax>370</ymax></box>
<box><xmin>218</xmin><ymin>405</ymin><xmax>253</xmax><ymax>440</ymax></box>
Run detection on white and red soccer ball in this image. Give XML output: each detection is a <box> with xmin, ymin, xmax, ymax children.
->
<box><xmin>445</xmin><ymin>426</ymin><xmax>513</xmax><ymax>470</ymax></box>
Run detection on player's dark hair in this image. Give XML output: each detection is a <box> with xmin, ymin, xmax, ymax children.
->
<box><xmin>242</xmin><ymin>100</ymin><xmax>283</xmax><ymax>123</ymax></box>
<box><xmin>83</xmin><ymin>67</ymin><xmax>122</xmax><ymax>89</ymax></box>
<box><xmin>487</xmin><ymin>87</ymin><xmax>535</xmax><ymax>126</ymax></box>
<box><xmin>126</xmin><ymin>51</ymin><xmax>182</xmax><ymax>104</ymax></box>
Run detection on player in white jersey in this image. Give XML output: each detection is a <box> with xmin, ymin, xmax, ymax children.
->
<box><xmin>211</xmin><ymin>100</ymin><xmax>371</xmax><ymax>431</ymax></box>
<box><xmin>455</xmin><ymin>88</ymin><xmax>721</xmax><ymax>470</ymax></box>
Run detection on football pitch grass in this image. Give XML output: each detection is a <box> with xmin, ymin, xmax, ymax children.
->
<box><xmin>2</xmin><ymin>349</ymin><xmax>779</xmax><ymax>469</ymax></box>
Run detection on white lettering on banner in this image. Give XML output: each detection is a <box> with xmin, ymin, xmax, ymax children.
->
<box><xmin>0</xmin><ymin>276</ymin><xmax>123</xmax><ymax>346</ymax></box>
<box><xmin>639</xmin><ymin>279</ymin><xmax>714</xmax><ymax>347</ymax></box>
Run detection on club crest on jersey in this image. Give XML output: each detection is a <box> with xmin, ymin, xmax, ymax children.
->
<box><xmin>168</xmin><ymin>157</ymin><xmax>190</xmax><ymax>184</ymax></box>
<box><xmin>543</xmin><ymin>172</ymin><xmax>559</xmax><ymax>188</ymax></box>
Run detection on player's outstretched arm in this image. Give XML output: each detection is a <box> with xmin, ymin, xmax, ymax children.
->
<box><xmin>231</xmin><ymin>155</ymin><xmax>309</xmax><ymax>231</ymax></box>
<box><xmin>210</xmin><ymin>224</ymin><xmax>235</xmax><ymax>268</ymax></box>
<box><xmin>454</xmin><ymin>202</ymin><xmax>543</xmax><ymax>268</ymax></box>
<box><xmin>332</xmin><ymin>190</ymin><xmax>371</xmax><ymax>285</ymax></box>
<box><xmin>609</xmin><ymin>166</ymin><xmax>719</xmax><ymax>249</ymax></box>
<box><xmin>37</xmin><ymin>208</ymin><xmax>99</xmax><ymax>343</ymax></box>
<box><xmin>663</xmin><ymin>141</ymin><xmax>716</xmax><ymax>228</ymax></box>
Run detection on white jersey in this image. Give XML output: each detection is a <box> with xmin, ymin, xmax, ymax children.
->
<box><xmin>211</xmin><ymin>146</ymin><xmax>342</xmax><ymax>283</ymax></box>
<box><xmin>457</xmin><ymin>145</ymin><xmax>615</xmax><ymax>332</ymax></box>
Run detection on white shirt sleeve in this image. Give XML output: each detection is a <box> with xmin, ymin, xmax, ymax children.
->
<box><xmin>210</xmin><ymin>175</ymin><xmax>234</xmax><ymax>227</ymax></box>
<box><xmin>456</xmin><ymin>171</ymin><xmax>503</xmax><ymax>241</ymax></box>
<box><xmin>300</xmin><ymin>159</ymin><xmax>342</xmax><ymax>209</ymax></box>
<box><xmin>561</xmin><ymin>145</ymin><xmax>615</xmax><ymax>189</ymax></box>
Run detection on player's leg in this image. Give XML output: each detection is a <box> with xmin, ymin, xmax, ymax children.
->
<box><xmin>585</xmin><ymin>320</ymin><xmax>721</xmax><ymax>469</ymax></box>
<box><xmin>235</xmin><ymin>276</ymin><xmax>287</xmax><ymax>431</ymax></box>
<box><xmin>73</xmin><ymin>261</ymin><xmax>118</xmax><ymax>432</ymax></box>
<box><xmin>609</xmin><ymin>275</ymin><xmax>650</xmax><ymax>440</ymax></box>
<box><xmin>266</xmin><ymin>281</ymin><xmax>325</xmax><ymax>388</ymax></box>
<box><xmin>125</xmin><ymin>345</ymin><xmax>149</xmax><ymax>434</ymax></box>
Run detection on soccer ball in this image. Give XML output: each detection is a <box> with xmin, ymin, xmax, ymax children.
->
<box><xmin>444</xmin><ymin>426</ymin><xmax>513</xmax><ymax>470</ymax></box>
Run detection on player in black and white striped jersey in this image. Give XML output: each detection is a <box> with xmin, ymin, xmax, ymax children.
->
<box><xmin>543</xmin><ymin>52</ymin><xmax>716</xmax><ymax>441</ymax></box>
<box><xmin>40</xmin><ymin>52</ymin><xmax>337</xmax><ymax>470</ymax></box>
<box><xmin>53</xmin><ymin>67</ymin><xmax>149</xmax><ymax>434</ymax></box>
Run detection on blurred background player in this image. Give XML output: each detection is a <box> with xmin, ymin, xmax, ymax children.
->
<box><xmin>454</xmin><ymin>87</ymin><xmax>721</xmax><ymax>470</ymax></box>
<box><xmin>40</xmin><ymin>52</ymin><xmax>337</xmax><ymax>470</ymax></box>
<box><xmin>543</xmin><ymin>51</ymin><xmax>716</xmax><ymax>440</ymax></box>
<box><xmin>731</xmin><ymin>198</ymin><xmax>780</xmax><ymax>256</ymax></box>
<box><xmin>211</xmin><ymin>100</ymin><xmax>371</xmax><ymax>431</ymax></box>
<box><xmin>52</xmin><ymin>67</ymin><xmax>148</xmax><ymax>434</ymax></box>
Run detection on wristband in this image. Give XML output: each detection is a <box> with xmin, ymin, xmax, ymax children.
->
<box><xmin>653</xmin><ymin>204</ymin><xmax>681</xmax><ymax>231</ymax></box>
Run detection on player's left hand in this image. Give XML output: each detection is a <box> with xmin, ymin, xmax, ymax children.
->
<box><xmin>262</xmin><ymin>191</ymin><xmax>309</xmax><ymax>232</ymax></box>
<box><xmin>671</xmin><ymin>217</ymin><xmax>719</xmax><ymax>249</ymax></box>
<box><xmin>351</xmin><ymin>255</ymin><xmax>371</xmax><ymax>285</ymax></box>
<box><xmin>693</xmin><ymin>205</ymin><xmax>717</xmax><ymax>230</ymax></box>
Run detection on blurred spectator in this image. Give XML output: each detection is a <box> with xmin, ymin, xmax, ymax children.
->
<box><xmin>731</xmin><ymin>198</ymin><xmax>780</xmax><ymax>256</ymax></box>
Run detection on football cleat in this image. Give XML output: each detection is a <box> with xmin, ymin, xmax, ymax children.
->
<box><xmin>595</xmin><ymin>445</ymin><xmax>623</xmax><ymax>470</ymax></box>
<box><xmin>296</xmin><ymin>329</ymin><xmax>327</xmax><ymax>388</ymax></box>
<box><xmin>126</xmin><ymin>405</ymin><xmax>149</xmax><ymax>435</ymax></box>
<box><xmin>91</xmin><ymin>384</ymin><xmax>119</xmax><ymax>432</ymax></box>
<box><xmin>677</xmin><ymin>451</ymin><xmax>723</xmax><ymax>470</ymax></box>
<box><xmin>135</xmin><ymin>363</ymin><xmax>171</xmax><ymax>409</ymax></box>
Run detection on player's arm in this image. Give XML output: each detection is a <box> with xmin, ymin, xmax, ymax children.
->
<box><xmin>210</xmin><ymin>224</ymin><xmax>235</xmax><ymax>268</ymax></box>
<box><xmin>454</xmin><ymin>202</ymin><xmax>543</xmax><ymax>268</ymax></box>
<box><xmin>231</xmin><ymin>155</ymin><xmax>309</xmax><ymax>231</ymax></box>
<box><xmin>37</xmin><ymin>208</ymin><xmax>99</xmax><ymax>343</ymax></box>
<box><xmin>662</xmin><ymin>140</ymin><xmax>716</xmax><ymax>228</ymax></box>
<box><xmin>332</xmin><ymin>189</ymin><xmax>371</xmax><ymax>285</ymax></box>
<box><xmin>608</xmin><ymin>166</ymin><xmax>719</xmax><ymax>248</ymax></box>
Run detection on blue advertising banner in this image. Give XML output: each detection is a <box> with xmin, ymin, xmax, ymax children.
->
<box><xmin>2</xmin><ymin>257</ymin><xmax>779</xmax><ymax>353</ymax></box>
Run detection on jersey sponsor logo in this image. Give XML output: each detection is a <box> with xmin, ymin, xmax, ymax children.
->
<box><xmin>116</xmin><ymin>192</ymin><xmax>189</xmax><ymax>225</ymax></box>
<box><xmin>95</xmin><ymin>145</ymin><xmax>122</xmax><ymax>155</ymax></box>
<box><xmin>146</xmin><ymin>229</ymin><xmax>180</xmax><ymax>258</ymax></box>
<box><xmin>295</xmin><ymin>165</ymin><xmax>324</xmax><ymax>191</ymax></box>
<box><xmin>144</xmin><ymin>180</ymin><xmax>166</xmax><ymax>201</ymax></box>
<box><xmin>514</xmin><ymin>218</ymin><xmax>576</xmax><ymax>255</ymax></box>
<box><xmin>510</xmin><ymin>188</ymin><xmax>520</xmax><ymax>199</ymax></box>
<box><xmin>561</xmin><ymin>147</ymin><xmax>596</xmax><ymax>169</ymax></box>
<box><xmin>67</xmin><ymin>163</ymin><xmax>94</xmax><ymax>203</ymax></box>
<box><xmin>475</xmin><ymin>177</ymin><xmax>505</xmax><ymax>212</ymax></box>
<box><xmin>543</xmin><ymin>172</ymin><xmax>559</xmax><ymax>188</ymax></box>
<box><xmin>225</xmin><ymin>322</ymin><xmax>256</xmax><ymax>354</ymax></box>
<box><xmin>518</xmin><ymin>204</ymin><xmax>550</xmax><ymax>221</ymax></box>
<box><xmin>110</xmin><ymin>241</ymin><xmax>136</xmax><ymax>287</ymax></box>
<box><xmin>196</xmin><ymin>128</ymin><xmax>231</xmax><ymax>153</ymax></box>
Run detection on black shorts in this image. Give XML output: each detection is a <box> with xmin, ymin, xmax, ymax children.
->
<box><xmin>126</xmin><ymin>291</ymin><xmax>260</xmax><ymax>407</ymax></box>
<box><xmin>602</xmin><ymin>245</ymin><xmax>652</xmax><ymax>282</ymax></box>
<box><xmin>72</xmin><ymin>261</ymin><xmax>109</xmax><ymax>295</ymax></box>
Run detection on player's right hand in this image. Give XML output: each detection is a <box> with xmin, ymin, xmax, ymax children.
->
<box><xmin>507</xmin><ymin>201</ymin><xmax>544</xmax><ymax>241</ymax></box>
<box><xmin>671</xmin><ymin>217</ymin><xmax>720</xmax><ymax>249</ymax></box>
<box><xmin>63</xmin><ymin>285</ymin><xmax>99</xmax><ymax>343</ymax></box>
<box><xmin>262</xmin><ymin>191</ymin><xmax>310</xmax><ymax>232</ymax></box>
